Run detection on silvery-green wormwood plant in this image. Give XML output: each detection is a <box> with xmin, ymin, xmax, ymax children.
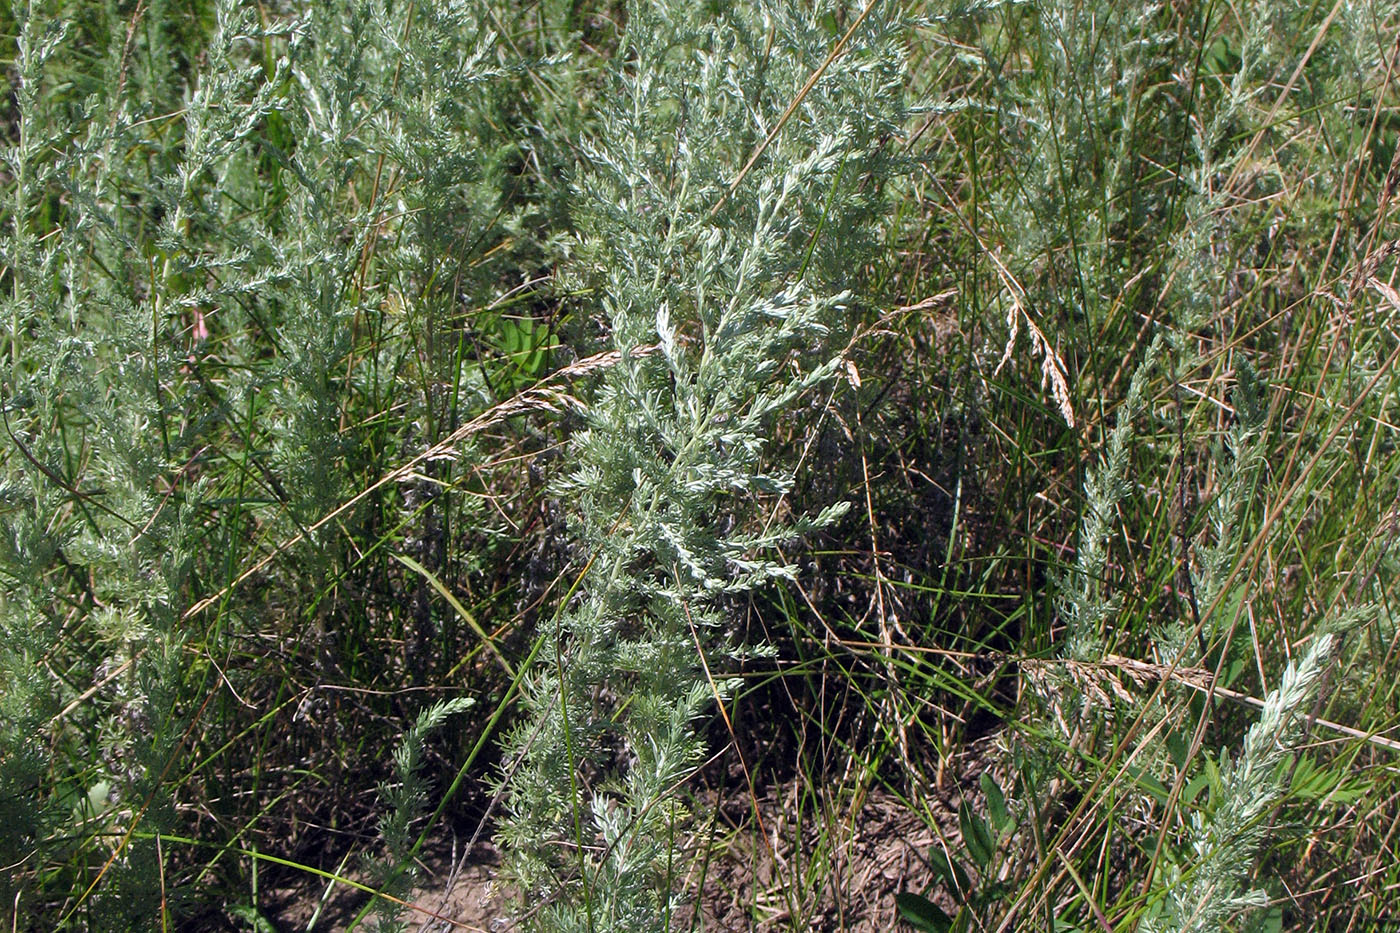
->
<box><xmin>492</xmin><ymin>3</ymin><xmax>907</xmax><ymax>930</ymax></box>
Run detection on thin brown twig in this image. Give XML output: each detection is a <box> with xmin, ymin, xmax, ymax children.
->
<box><xmin>182</xmin><ymin>344</ymin><xmax>656</xmax><ymax>621</ymax></box>
<box><xmin>707</xmin><ymin>0</ymin><xmax>883</xmax><ymax>221</ymax></box>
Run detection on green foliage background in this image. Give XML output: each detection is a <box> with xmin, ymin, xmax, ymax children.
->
<box><xmin>2</xmin><ymin>0</ymin><xmax>1400</xmax><ymax>930</ymax></box>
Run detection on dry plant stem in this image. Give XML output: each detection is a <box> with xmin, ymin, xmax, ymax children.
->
<box><xmin>678</xmin><ymin>591</ymin><xmax>782</xmax><ymax>887</ymax></box>
<box><xmin>1191</xmin><ymin>679</ymin><xmax>1400</xmax><ymax>755</ymax></box>
<box><xmin>1263</xmin><ymin>5</ymin><xmax>1386</xmax><ymax>555</ymax></box>
<box><xmin>855</xmin><ymin>404</ymin><xmax>915</xmax><ymax>782</ymax></box>
<box><xmin>1138</xmin><ymin>336</ymin><xmax>1400</xmax><ymax>904</ymax></box>
<box><xmin>192</xmin><ymin>832</ymin><xmax>491</xmax><ymax>931</ymax></box>
<box><xmin>995</xmin><ymin>639</ymin><xmax>1233</xmax><ymax>930</ymax></box>
<box><xmin>710</xmin><ymin>0</ymin><xmax>883</xmax><ymax>219</ymax></box>
<box><xmin>1218</xmin><ymin>0</ymin><xmax>1345</xmax><ymax>206</ymax></box>
<box><xmin>922</xmin><ymin>165</ymin><xmax>1075</xmax><ymax>427</ymax></box>
<box><xmin>182</xmin><ymin>345</ymin><xmax>657</xmax><ymax>622</ymax></box>
<box><xmin>58</xmin><ymin>687</ymin><xmax>219</xmax><ymax>926</ymax></box>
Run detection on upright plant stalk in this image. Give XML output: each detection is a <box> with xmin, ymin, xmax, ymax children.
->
<box><xmin>1140</xmin><ymin>631</ymin><xmax>1340</xmax><ymax>933</ymax></box>
<box><xmin>495</xmin><ymin>3</ymin><xmax>906</xmax><ymax>928</ymax></box>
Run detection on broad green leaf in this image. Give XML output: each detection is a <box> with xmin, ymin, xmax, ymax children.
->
<box><xmin>896</xmin><ymin>892</ymin><xmax>953</xmax><ymax>933</ymax></box>
<box><xmin>981</xmin><ymin>772</ymin><xmax>1012</xmax><ymax>834</ymax></box>
<box><xmin>1166</xmin><ymin>731</ymin><xmax>1189</xmax><ymax>769</ymax></box>
<box><xmin>959</xmin><ymin>800</ymin><xmax>995</xmax><ymax>869</ymax></box>
<box><xmin>1183</xmin><ymin>771</ymin><xmax>1211</xmax><ymax>806</ymax></box>
<box><xmin>931</xmin><ymin>845</ymin><xmax>972</xmax><ymax>895</ymax></box>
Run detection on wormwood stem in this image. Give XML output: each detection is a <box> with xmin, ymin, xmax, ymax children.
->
<box><xmin>496</xmin><ymin>3</ymin><xmax>905</xmax><ymax>927</ymax></box>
